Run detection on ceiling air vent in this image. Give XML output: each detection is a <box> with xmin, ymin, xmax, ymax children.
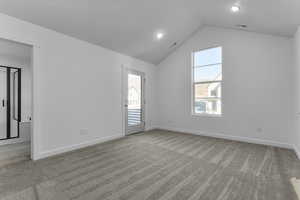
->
<box><xmin>169</xmin><ymin>42</ymin><xmax>178</xmax><ymax>49</ymax></box>
<box><xmin>236</xmin><ymin>24</ymin><xmax>247</xmax><ymax>28</ymax></box>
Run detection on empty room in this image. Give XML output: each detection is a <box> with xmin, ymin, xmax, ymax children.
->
<box><xmin>0</xmin><ymin>0</ymin><xmax>300</xmax><ymax>200</ymax></box>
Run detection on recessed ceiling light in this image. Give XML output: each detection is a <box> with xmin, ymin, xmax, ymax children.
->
<box><xmin>231</xmin><ymin>5</ymin><xmax>240</xmax><ymax>12</ymax></box>
<box><xmin>156</xmin><ymin>32</ymin><xmax>164</xmax><ymax>40</ymax></box>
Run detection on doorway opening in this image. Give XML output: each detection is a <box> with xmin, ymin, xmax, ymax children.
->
<box><xmin>125</xmin><ymin>69</ymin><xmax>145</xmax><ymax>135</ymax></box>
<box><xmin>0</xmin><ymin>38</ymin><xmax>33</xmax><ymax>166</ymax></box>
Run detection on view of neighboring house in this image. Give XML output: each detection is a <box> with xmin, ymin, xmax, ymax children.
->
<box><xmin>195</xmin><ymin>73</ymin><xmax>222</xmax><ymax>114</ymax></box>
<box><xmin>128</xmin><ymin>73</ymin><xmax>142</xmax><ymax>125</ymax></box>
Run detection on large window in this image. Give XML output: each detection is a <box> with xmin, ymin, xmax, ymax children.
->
<box><xmin>192</xmin><ymin>47</ymin><xmax>222</xmax><ymax>115</ymax></box>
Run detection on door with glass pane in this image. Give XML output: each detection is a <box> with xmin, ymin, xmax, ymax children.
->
<box><xmin>0</xmin><ymin>68</ymin><xmax>7</xmax><ymax>139</ymax></box>
<box><xmin>0</xmin><ymin>66</ymin><xmax>21</xmax><ymax>140</ymax></box>
<box><xmin>125</xmin><ymin>70</ymin><xmax>145</xmax><ymax>135</ymax></box>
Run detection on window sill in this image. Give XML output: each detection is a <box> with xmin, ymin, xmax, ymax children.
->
<box><xmin>191</xmin><ymin>113</ymin><xmax>222</xmax><ymax>118</ymax></box>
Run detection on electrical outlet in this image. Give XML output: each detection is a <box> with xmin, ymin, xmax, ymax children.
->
<box><xmin>167</xmin><ymin>120</ymin><xmax>173</xmax><ymax>124</ymax></box>
<box><xmin>80</xmin><ymin>129</ymin><xmax>89</xmax><ymax>135</ymax></box>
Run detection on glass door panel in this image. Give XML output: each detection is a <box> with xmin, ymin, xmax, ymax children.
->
<box><xmin>128</xmin><ymin>74</ymin><xmax>142</xmax><ymax>126</ymax></box>
<box><xmin>0</xmin><ymin>66</ymin><xmax>21</xmax><ymax>140</ymax></box>
<box><xmin>126</xmin><ymin>70</ymin><xmax>145</xmax><ymax>134</ymax></box>
<box><xmin>0</xmin><ymin>68</ymin><xmax>7</xmax><ymax>139</ymax></box>
<box><xmin>10</xmin><ymin>69</ymin><xmax>20</xmax><ymax>138</ymax></box>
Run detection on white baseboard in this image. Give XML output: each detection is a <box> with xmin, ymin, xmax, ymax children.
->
<box><xmin>34</xmin><ymin>134</ymin><xmax>124</xmax><ymax>160</ymax></box>
<box><xmin>157</xmin><ymin>126</ymin><xmax>293</xmax><ymax>149</ymax></box>
<box><xmin>33</xmin><ymin>128</ymin><xmax>299</xmax><ymax>161</ymax></box>
<box><xmin>145</xmin><ymin>127</ymin><xmax>159</xmax><ymax>131</ymax></box>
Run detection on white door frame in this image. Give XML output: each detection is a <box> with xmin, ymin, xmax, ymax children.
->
<box><xmin>0</xmin><ymin>35</ymin><xmax>38</xmax><ymax>160</ymax></box>
<box><xmin>122</xmin><ymin>67</ymin><xmax>145</xmax><ymax>135</ymax></box>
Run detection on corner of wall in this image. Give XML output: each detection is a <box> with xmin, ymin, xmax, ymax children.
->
<box><xmin>293</xmin><ymin>26</ymin><xmax>300</xmax><ymax>160</ymax></box>
<box><xmin>297</xmin><ymin>146</ymin><xmax>300</xmax><ymax>160</ymax></box>
<box><xmin>294</xmin><ymin>144</ymin><xmax>300</xmax><ymax>160</ymax></box>
<box><xmin>157</xmin><ymin>23</ymin><xmax>206</xmax><ymax>67</ymax></box>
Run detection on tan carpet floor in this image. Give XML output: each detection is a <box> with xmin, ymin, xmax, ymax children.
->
<box><xmin>0</xmin><ymin>130</ymin><xmax>300</xmax><ymax>200</ymax></box>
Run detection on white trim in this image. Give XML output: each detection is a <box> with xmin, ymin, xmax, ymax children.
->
<box><xmin>32</xmin><ymin>127</ymin><xmax>300</xmax><ymax>161</ymax></box>
<box><xmin>0</xmin><ymin>34</ymin><xmax>37</xmax><ymax>161</ymax></box>
<box><xmin>145</xmin><ymin>127</ymin><xmax>159</xmax><ymax>132</ymax></box>
<box><xmin>122</xmin><ymin>66</ymin><xmax>146</xmax><ymax>135</ymax></box>
<box><xmin>121</xmin><ymin>65</ymin><xmax>126</xmax><ymax>137</ymax></box>
<box><xmin>294</xmin><ymin>144</ymin><xmax>300</xmax><ymax>160</ymax></box>
<box><xmin>191</xmin><ymin>46</ymin><xmax>223</xmax><ymax>117</ymax></box>
<box><xmin>192</xmin><ymin>113</ymin><xmax>222</xmax><ymax>118</ymax></box>
<box><xmin>31</xmin><ymin>46</ymin><xmax>39</xmax><ymax>161</ymax></box>
<box><xmin>158</xmin><ymin>126</ymin><xmax>293</xmax><ymax>149</ymax></box>
<box><xmin>34</xmin><ymin>134</ymin><xmax>123</xmax><ymax>160</ymax></box>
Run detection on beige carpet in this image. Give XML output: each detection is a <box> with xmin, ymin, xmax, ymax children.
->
<box><xmin>0</xmin><ymin>130</ymin><xmax>300</xmax><ymax>200</ymax></box>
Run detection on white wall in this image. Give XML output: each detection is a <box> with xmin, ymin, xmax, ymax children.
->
<box><xmin>0</xmin><ymin>13</ymin><xmax>157</xmax><ymax>159</ymax></box>
<box><xmin>157</xmin><ymin>26</ymin><xmax>293</xmax><ymax>147</ymax></box>
<box><xmin>293</xmin><ymin>27</ymin><xmax>300</xmax><ymax>158</ymax></box>
<box><xmin>0</xmin><ymin>12</ymin><xmax>295</xmax><ymax>159</ymax></box>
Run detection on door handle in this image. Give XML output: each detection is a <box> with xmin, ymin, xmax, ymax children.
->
<box><xmin>125</xmin><ymin>104</ymin><xmax>128</xmax><ymax>107</ymax></box>
<box><xmin>2</xmin><ymin>99</ymin><xmax>4</xmax><ymax>107</ymax></box>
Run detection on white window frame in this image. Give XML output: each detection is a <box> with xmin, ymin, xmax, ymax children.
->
<box><xmin>191</xmin><ymin>46</ymin><xmax>223</xmax><ymax>117</ymax></box>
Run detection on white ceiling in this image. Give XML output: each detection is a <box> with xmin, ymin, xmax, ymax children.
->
<box><xmin>0</xmin><ymin>0</ymin><xmax>299</xmax><ymax>64</ymax></box>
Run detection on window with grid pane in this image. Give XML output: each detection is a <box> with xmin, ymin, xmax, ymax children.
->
<box><xmin>192</xmin><ymin>47</ymin><xmax>222</xmax><ymax>115</ymax></box>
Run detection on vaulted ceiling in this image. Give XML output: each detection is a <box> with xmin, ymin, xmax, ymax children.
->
<box><xmin>0</xmin><ymin>0</ymin><xmax>299</xmax><ymax>64</ymax></box>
